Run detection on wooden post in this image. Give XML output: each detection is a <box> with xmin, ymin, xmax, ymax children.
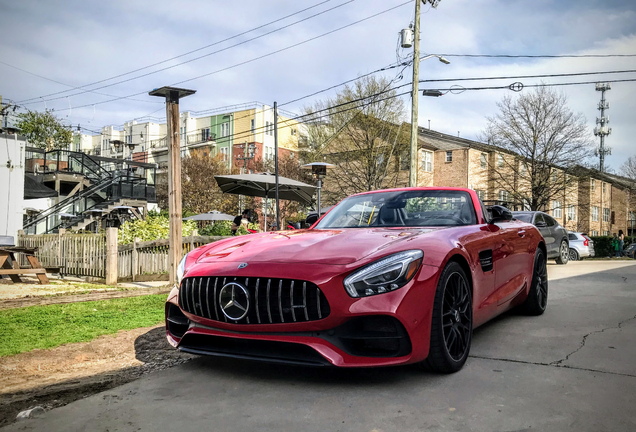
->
<box><xmin>132</xmin><ymin>237</ymin><xmax>140</xmax><ymax>282</ymax></box>
<box><xmin>148</xmin><ymin>86</ymin><xmax>196</xmax><ymax>285</ymax></box>
<box><xmin>105</xmin><ymin>227</ymin><xmax>118</xmax><ymax>285</ymax></box>
<box><xmin>58</xmin><ymin>228</ymin><xmax>65</xmax><ymax>270</ymax></box>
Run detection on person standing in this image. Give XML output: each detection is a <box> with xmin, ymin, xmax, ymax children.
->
<box><xmin>611</xmin><ymin>233</ymin><xmax>620</xmax><ymax>258</ymax></box>
<box><xmin>619</xmin><ymin>229</ymin><xmax>625</xmax><ymax>257</ymax></box>
<box><xmin>231</xmin><ymin>209</ymin><xmax>251</xmax><ymax>236</ymax></box>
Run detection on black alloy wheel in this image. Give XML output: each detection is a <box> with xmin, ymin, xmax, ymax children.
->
<box><xmin>555</xmin><ymin>240</ymin><xmax>569</xmax><ymax>265</ymax></box>
<box><xmin>425</xmin><ymin>261</ymin><xmax>473</xmax><ymax>373</ymax></box>
<box><xmin>569</xmin><ymin>248</ymin><xmax>579</xmax><ymax>261</ymax></box>
<box><xmin>520</xmin><ymin>248</ymin><xmax>548</xmax><ymax>315</ymax></box>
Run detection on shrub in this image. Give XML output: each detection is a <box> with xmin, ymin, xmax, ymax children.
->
<box><xmin>199</xmin><ymin>221</ymin><xmax>260</xmax><ymax>237</ymax></box>
<box><xmin>118</xmin><ymin>214</ymin><xmax>197</xmax><ymax>244</ymax></box>
<box><xmin>588</xmin><ymin>236</ymin><xmax>634</xmax><ymax>257</ymax></box>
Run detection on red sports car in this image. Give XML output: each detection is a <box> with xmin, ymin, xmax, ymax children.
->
<box><xmin>165</xmin><ymin>187</ymin><xmax>547</xmax><ymax>373</ymax></box>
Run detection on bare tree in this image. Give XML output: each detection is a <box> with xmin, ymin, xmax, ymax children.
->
<box><xmin>620</xmin><ymin>156</ymin><xmax>636</xmax><ymax>181</ymax></box>
<box><xmin>301</xmin><ymin>76</ymin><xmax>410</xmax><ymax>204</ymax></box>
<box><xmin>481</xmin><ymin>86</ymin><xmax>594</xmax><ymax>211</ymax></box>
<box><xmin>156</xmin><ymin>152</ymin><xmax>238</xmax><ymax>215</ymax></box>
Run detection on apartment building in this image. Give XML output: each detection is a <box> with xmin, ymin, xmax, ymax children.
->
<box><xmin>416</xmin><ymin>128</ymin><xmax>635</xmax><ymax>236</ymax></box>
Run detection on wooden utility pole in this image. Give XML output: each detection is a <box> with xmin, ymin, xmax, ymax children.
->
<box><xmin>149</xmin><ymin>87</ymin><xmax>196</xmax><ymax>285</ymax></box>
<box><xmin>409</xmin><ymin>0</ymin><xmax>422</xmax><ymax>188</ymax></box>
<box><xmin>274</xmin><ymin>102</ymin><xmax>280</xmax><ymax>230</ymax></box>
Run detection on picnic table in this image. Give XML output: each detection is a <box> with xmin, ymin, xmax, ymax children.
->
<box><xmin>0</xmin><ymin>247</ymin><xmax>56</xmax><ymax>284</ymax></box>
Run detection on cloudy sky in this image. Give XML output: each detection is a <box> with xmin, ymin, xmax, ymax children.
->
<box><xmin>1</xmin><ymin>0</ymin><xmax>635</xmax><ymax>172</ymax></box>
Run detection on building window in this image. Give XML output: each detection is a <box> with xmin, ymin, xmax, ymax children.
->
<box><xmin>603</xmin><ymin>231</ymin><xmax>609</xmax><ymax>236</ymax></box>
<box><xmin>220</xmin><ymin>147</ymin><xmax>229</xmax><ymax>161</ymax></box>
<box><xmin>591</xmin><ymin>179</ymin><xmax>596</xmax><ymax>191</ymax></box>
<box><xmin>520</xmin><ymin>162</ymin><xmax>527</xmax><ymax>175</ymax></box>
<box><xmin>497</xmin><ymin>153</ymin><xmax>504</xmax><ymax>168</ymax></box>
<box><xmin>499</xmin><ymin>190</ymin><xmax>509</xmax><ymax>203</ymax></box>
<box><xmin>250</xmin><ymin>119</ymin><xmax>255</xmax><ymax>134</ymax></box>
<box><xmin>445</xmin><ymin>151</ymin><xmax>453</xmax><ymax>162</ymax></box>
<box><xmin>265</xmin><ymin>121</ymin><xmax>274</xmax><ymax>136</ymax></box>
<box><xmin>591</xmin><ymin>230</ymin><xmax>599</xmax><ymax>236</ymax></box>
<box><xmin>603</xmin><ymin>207</ymin><xmax>610</xmax><ymax>222</ymax></box>
<box><xmin>203</xmin><ymin>128</ymin><xmax>210</xmax><ymax>141</ymax></box>
<box><xmin>522</xmin><ymin>198</ymin><xmax>531</xmax><ymax>211</ymax></box>
<box><xmin>291</xmin><ymin>129</ymin><xmax>297</xmax><ymax>136</ymax></box>
<box><xmin>567</xmin><ymin>205</ymin><xmax>576</xmax><ymax>221</ymax></box>
<box><xmin>221</xmin><ymin>123</ymin><xmax>230</xmax><ymax>138</ymax></box>
<box><xmin>422</xmin><ymin>151</ymin><xmax>433</xmax><ymax>172</ymax></box>
<box><xmin>480</xmin><ymin>153</ymin><xmax>487</xmax><ymax>169</ymax></box>
<box><xmin>592</xmin><ymin>206</ymin><xmax>599</xmax><ymax>222</ymax></box>
<box><xmin>552</xmin><ymin>201</ymin><xmax>562</xmax><ymax>219</ymax></box>
<box><xmin>551</xmin><ymin>172</ymin><xmax>557</xmax><ymax>183</ymax></box>
<box><xmin>475</xmin><ymin>190</ymin><xmax>485</xmax><ymax>200</ymax></box>
<box><xmin>602</xmin><ymin>182</ymin><xmax>606</xmax><ymax>194</ymax></box>
<box><xmin>630</xmin><ymin>211</ymin><xmax>636</xmax><ymax>228</ymax></box>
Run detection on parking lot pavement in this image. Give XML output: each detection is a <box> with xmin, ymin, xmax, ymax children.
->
<box><xmin>4</xmin><ymin>261</ymin><xmax>636</xmax><ymax>432</ymax></box>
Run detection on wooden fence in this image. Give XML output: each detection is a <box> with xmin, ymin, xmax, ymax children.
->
<box><xmin>18</xmin><ymin>232</ymin><xmax>106</xmax><ymax>277</ymax></box>
<box><xmin>117</xmin><ymin>236</ymin><xmax>228</xmax><ymax>281</ymax></box>
<box><xmin>17</xmin><ymin>231</ymin><xmax>228</xmax><ymax>282</ymax></box>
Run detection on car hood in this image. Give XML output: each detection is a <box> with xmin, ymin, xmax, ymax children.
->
<box><xmin>194</xmin><ymin>228</ymin><xmax>440</xmax><ymax>266</ymax></box>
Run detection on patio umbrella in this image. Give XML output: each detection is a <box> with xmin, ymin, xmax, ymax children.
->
<box><xmin>183</xmin><ymin>211</ymin><xmax>235</xmax><ymax>221</ymax></box>
<box><xmin>214</xmin><ymin>172</ymin><xmax>316</xmax><ymax>231</ymax></box>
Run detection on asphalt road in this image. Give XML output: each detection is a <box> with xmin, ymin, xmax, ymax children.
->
<box><xmin>5</xmin><ymin>260</ymin><xmax>636</xmax><ymax>432</ymax></box>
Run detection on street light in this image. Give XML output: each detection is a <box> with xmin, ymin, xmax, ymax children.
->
<box><xmin>302</xmin><ymin>162</ymin><xmax>335</xmax><ymax>218</ymax></box>
<box><xmin>110</xmin><ymin>139</ymin><xmax>123</xmax><ymax>157</ymax></box>
<box><xmin>409</xmin><ymin>54</ymin><xmax>450</xmax><ymax>188</ymax></box>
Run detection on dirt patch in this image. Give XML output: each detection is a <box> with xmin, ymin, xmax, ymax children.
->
<box><xmin>0</xmin><ymin>286</ymin><xmax>171</xmax><ymax>310</ymax></box>
<box><xmin>0</xmin><ymin>325</ymin><xmax>193</xmax><ymax>427</ymax></box>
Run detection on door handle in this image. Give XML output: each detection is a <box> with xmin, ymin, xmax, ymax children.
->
<box><xmin>518</xmin><ymin>230</ymin><xmax>526</xmax><ymax>237</ymax></box>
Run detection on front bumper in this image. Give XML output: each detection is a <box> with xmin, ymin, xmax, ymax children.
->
<box><xmin>165</xmin><ymin>261</ymin><xmax>441</xmax><ymax>367</ymax></box>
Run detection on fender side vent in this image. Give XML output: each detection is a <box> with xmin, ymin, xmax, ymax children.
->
<box><xmin>479</xmin><ymin>250</ymin><xmax>493</xmax><ymax>272</ymax></box>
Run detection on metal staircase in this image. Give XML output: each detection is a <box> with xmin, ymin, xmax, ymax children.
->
<box><xmin>23</xmin><ymin>149</ymin><xmax>157</xmax><ymax>234</ymax></box>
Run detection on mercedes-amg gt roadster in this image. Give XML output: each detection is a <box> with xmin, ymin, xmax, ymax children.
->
<box><xmin>165</xmin><ymin>187</ymin><xmax>547</xmax><ymax>373</ymax></box>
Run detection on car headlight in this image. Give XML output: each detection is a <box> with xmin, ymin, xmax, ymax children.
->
<box><xmin>176</xmin><ymin>253</ymin><xmax>188</xmax><ymax>287</ymax></box>
<box><xmin>343</xmin><ymin>250</ymin><xmax>423</xmax><ymax>298</ymax></box>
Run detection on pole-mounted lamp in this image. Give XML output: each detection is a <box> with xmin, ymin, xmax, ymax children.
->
<box><xmin>302</xmin><ymin>162</ymin><xmax>335</xmax><ymax>219</ymax></box>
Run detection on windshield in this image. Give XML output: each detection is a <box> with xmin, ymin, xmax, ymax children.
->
<box><xmin>315</xmin><ymin>190</ymin><xmax>476</xmax><ymax>229</ymax></box>
<box><xmin>514</xmin><ymin>213</ymin><xmax>533</xmax><ymax>223</ymax></box>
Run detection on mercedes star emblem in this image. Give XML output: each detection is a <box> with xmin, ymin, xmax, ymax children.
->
<box><xmin>219</xmin><ymin>282</ymin><xmax>250</xmax><ymax>321</ymax></box>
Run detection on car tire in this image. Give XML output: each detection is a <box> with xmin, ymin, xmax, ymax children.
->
<box><xmin>520</xmin><ymin>248</ymin><xmax>548</xmax><ymax>316</ymax></box>
<box><xmin>555</xmin><ymin>240</ymin><xmax>569</xmax><ymax>265</ymax></box>
<box><xmin>424</xmin><ymin>261</ymin><xmax>472</xmax><ymax>374</ymax></box>
<box><xmin>568</xmin><ymin>248</ymin><xmax>579</xmax><ymax>261</ymax></box>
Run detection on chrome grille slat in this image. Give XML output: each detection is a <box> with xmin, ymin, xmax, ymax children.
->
<box><xmin>278</xmin><ymin>280</ymin><xmax>284</xmax><ymax>323</ymax></box>
<box><xmin>303</xmin><ymin>281</ymin><xmax>309</xmax><ymax>321</ymax></box>
<box><xmin>213</xmin><ymin>277</ymin><xmax>219</xmax><ymax>320</ymax></box>
<box><xmin>266</xmin><ymin>279</ymin><xmax>272</xmax><ymax>324</ymax></box>
<box><xmin>180</xmin><ymin>276</ymin><xmax>329</xmax><ymax>325</ymax></box>
<box><xmin>205</xmin><ymin>278</ymin><xmax>211</xmax><ymax>319</ymax></box>
<box><xmin>255</xmin><ymin>278</ymin><xmax>261</xmax><ymax>324</ymax></box>
<box><xmin>290</xmin><ymin>281</ymin><xmax>296</xmax><ymax>322</ymax></box>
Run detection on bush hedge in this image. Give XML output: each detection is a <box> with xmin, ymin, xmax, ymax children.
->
<box><xmin>588</xmin><ymin>236</ymin><xmax>634</xmax><ymax>257</ymax></box>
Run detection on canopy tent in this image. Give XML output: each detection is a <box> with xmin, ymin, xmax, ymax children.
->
<box><xmin>214</xmin><ymin>172</ymin><xmax>316</xmax><ymax>231</ymax></box>
<box><xmin>24</xmin><ymin>174</ymin><xmax>58</xmax><ymax>199</ymax></box>
<box><xmin>183</xmin><ymin>211</ymin><xmax>235</xmax><ymax>221</ymax></box>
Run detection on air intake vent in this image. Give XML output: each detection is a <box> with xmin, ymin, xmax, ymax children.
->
<box><xmin>179</xmin><ymin>276</ymin><xmax>330</xmax><ymax>325</ymax></box>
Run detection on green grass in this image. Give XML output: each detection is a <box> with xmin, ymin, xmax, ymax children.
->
<box><xmin>0</xmin><ymin>294</ymin><xmax>167</xmax><ymax>357</ymax></box>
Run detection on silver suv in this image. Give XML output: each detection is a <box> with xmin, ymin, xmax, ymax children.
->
<box><xmin>567</xmin><ymin>232</ymin><xmax>595</xmax><ymax>261</ymax></box>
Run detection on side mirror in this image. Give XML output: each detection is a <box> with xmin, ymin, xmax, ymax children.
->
<box><xmin>535</xmin><ymin>221</ymin><xmax>547</xmax><ymax>228</ymax></box>
<box><xmin>305</xmin><ymin>213</ymin><xmax>319</xmax><ymax>226</ymax></box>
<box><xmin>489</xmin><ymin>205</ymin><xmax>512</xmax><ymax>223</ymax></box>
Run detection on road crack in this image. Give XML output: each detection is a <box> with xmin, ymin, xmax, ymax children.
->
<box><xmin>550</xmin><ymin>313</ymin><xmax>636</xmax><ymax>366</ymax></box>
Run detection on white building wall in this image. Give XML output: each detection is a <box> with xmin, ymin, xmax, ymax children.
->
<box><xmin>0</xmin><ymin>133</ymin><xmax>26</xmax><ymax>244</ymax></box>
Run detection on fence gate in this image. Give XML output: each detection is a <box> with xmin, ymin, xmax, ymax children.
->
<box><xmin>18</xmin><ymin>232</ymin><xmax>107</xmax><ymax>278</ymax></box>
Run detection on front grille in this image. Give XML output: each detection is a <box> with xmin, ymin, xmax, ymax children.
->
<box><xmin>179</xmin><ymin>276</ymin><xmax>331</xmax><ymax>324</ymax></box>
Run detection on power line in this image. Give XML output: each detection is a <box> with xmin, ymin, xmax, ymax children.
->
<box><xmin>435</xmin><ymin>53</ymin><xmax>636</xmax><ymax>59</ymax></box>
<box><xmin>420</xmin><ymin>69</ymin><xmax>636</xmax><ymax>84</ymax></box>
<box><xmin>20</xmin><ymin>0</ymin><xmax>358</xmax><ymax>105</ymax></box>
<box><xmin>425</xmin><ymin>77</ymin><xmax>636</xmax><ymax>94</ymax></box>
<box><xmin>37</xmin><ymin>1</ymin><xmax>412</xmax><ymax>112</ymax></box>
<box><xmin>0</xmin><ymin>61</ymin><xmax>163</xmax><ymax>105</ymax></box>
<box><xmin>16</xmin><ymin>0</ymin><xmax>337</xmax><ymax>104</ymax></box>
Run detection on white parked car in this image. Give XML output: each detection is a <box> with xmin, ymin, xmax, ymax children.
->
<box><xmin>567</xmin><ymin>232</ymin><xmax>595</xmax><ymax>261</ymax></box>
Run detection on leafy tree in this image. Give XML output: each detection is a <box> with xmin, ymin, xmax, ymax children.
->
<box><xmin>481</xmin><ymin>86</ymin><xmax>594</xmax><ymax>211</ymax></box>
<box><xmin>16</xmin><ymin>109</ymin><xmax>73</xmax><ymax>150</ymax></box>
<box><xmin>301</xmin><ymin>75</ymin><xmax>410</xmax><ymax>204</ymax></box>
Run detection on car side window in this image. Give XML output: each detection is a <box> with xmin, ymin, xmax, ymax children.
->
<box><xmin>544</xmin><ymin>215</ymin><xmax>557</xmax><ymax>227</ymax></box>
<box><xmin>568</xmin><ymin>233</ymin><xmax>577</xmax><ymax>241</ymax></box>
<box><xmin>533</xmin><ymin>213</ymin><xmax>545</xmax><ymax>226</ymax></box>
